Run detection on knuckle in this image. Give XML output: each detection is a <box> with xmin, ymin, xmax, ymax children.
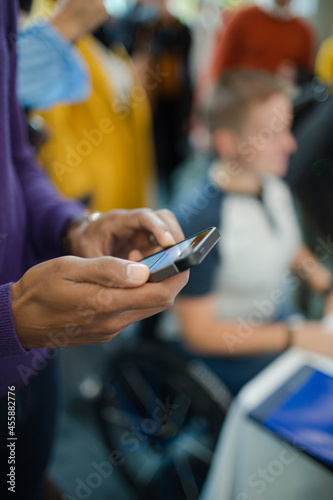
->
<box><xmin>103</xmin><ymin>318</ymin><xmax>123</xmax><ymax>338</ymax></box>
<box><xmin>105</xmin><ymin>209</ymin><xmax>126</xmax><ymax>220</ymax></box>
<box><xmin>158</xmin><ymin>208</ymin><xmax>174</xmax><ymax>219</ymax></box>
<box><xmin>134</xmin><ymin>207</ymin><xmax>148</xmax><ymax>214</ymax></box>
<box><xmin>94</xmin><ymin>334</ymin><xmax>111</xmax><ymax>346</ymax></box>
<box><xmin>96</xmin><ymin>257</ymin><xmax>125</xmax><ymax>283</ymax></box>
<box><xmin>139</xmin><ymin>207</ymin><xmax>154</xmax><ymax>219</ymax></box>
<box><xmin>166</xmin><ymin>297</ymin><xmax>175</xmax><ymax>309</ymax></box>
<box><xmin>94</xmin><ymin>322</ymin><xmax>118</xmax><ymax>344</ymax></box>
<box><xmin>53</xmin><ymin>256</ymin><xmax>73</xmax><ymax>273</ymax></box>
<box><xmin>159</xmin><ymin>288</ymin><xmax>174</xmax><ymax>309</ymax></box>
<box><xmin>183</xmin><ymin>271</ymin><xmax>190</xmax><ymax>286</ymax></box>
<box><xmin>95</xmin><ymin>256</ymin><xmax>111</xmax><ymax>276</ymax></box>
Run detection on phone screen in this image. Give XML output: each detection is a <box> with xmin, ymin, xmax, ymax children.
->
<box><xmin>141</xmin><ymin>230</ymin><xmax>211</xmax><ymax>271</ymax></box>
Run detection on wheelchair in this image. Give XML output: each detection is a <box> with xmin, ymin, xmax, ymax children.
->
<box><xmin>95</xmin><ymin>315</ymin><xmax>231</xmax><ymax>500</ymax></box>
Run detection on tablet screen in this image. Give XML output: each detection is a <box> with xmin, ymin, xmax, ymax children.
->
<box><xmin>250</xmin><ymin>366</ymin><xmax>333</xmax><ymax>469</ymax></box>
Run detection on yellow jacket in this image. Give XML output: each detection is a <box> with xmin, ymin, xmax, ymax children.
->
<box><xmin>315</xmin><ymin>35</ymin><xmax>333</xmax><ymax>87</ymax></box>
<box><xmin>34</xmin><ymin>36</ymin><xmax>156</xmax><ymax>211</ymax></box>
<box><xmin>30</xmin><ymin>0</ymin><xmax>156</xmax><ymax>212</ymax></box>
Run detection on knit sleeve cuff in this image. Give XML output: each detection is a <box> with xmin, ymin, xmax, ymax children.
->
<box><xmin>0</xmin><ymin>283</ymin><xmax>27</xmax><ymax>358</ymax></box>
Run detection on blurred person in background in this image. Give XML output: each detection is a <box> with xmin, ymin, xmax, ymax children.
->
<box><xmin>193</xmin><ymin>1</ymin><xmax>332</xmax><ymax>249</ymax></box>
<box><xmin>24</xmin><ymin>0</ymin><xmax>157</xmax><ymax>213</ymax></box>
<box><xmin>192</xmin><ymin>0</ymin><xmax>235</xmax><ymax>94</ymax></box>
<box><xmin>17</xmin><ymin>0</ymin><xmax>107</xmax><ymax>110</ymax></box>
<box><xmin>118</xmin><ymin>0</ymin><xmax>193</xmax><ymax>201</ymax></box>
<box><xmin>210</xmin><ymin>0</ymin><xmax>316</xmax><ymax>85</ymax></box>
<box><xmin>18</xmin><ymin>0</ymin><xmax>103</xmax><ymax>152</ymax></box>
<box><xmin>172</xmin><ymin>70</ymin><xmax>333</xmax><ymax>396</ymax></box>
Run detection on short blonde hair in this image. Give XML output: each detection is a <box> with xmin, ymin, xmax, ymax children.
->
<box><xmin>202</xmin><ymin>69</ymin><xmax>287</xmax><ymax>133</ymax></box>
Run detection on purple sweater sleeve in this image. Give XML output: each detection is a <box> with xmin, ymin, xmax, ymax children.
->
<box><xmin>0</xmin><ymin>283</ymin><xmax>26</xmax><ymax>358</ymax></box>
<box><xmin>0</xmin><ymin>2</ymin><xmax>84</xmax><ymax>360</ymax></box>
<box><xmin>8</xmin><ymin>3</ymin><xmax>84</xmax><ymax>260</ymax></box>
<box><xmin>9</xmin><ymin>84</ymin><xmax>84</xmax><ymax>259</ymax></box>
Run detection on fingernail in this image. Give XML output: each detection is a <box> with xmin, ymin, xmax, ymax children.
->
<box><xmin>126</xmin><ymin>264</ymin><xmax>149</xmax><ymax>283</ymax></box>
<box><xmin>164</xmin><ymin>231</ymin><xmax>175</xmax><ymax>246</ymax></box>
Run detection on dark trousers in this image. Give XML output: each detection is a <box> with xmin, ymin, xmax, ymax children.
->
<box><xmin>0</xmin><ymin>358</ymin><xmax>59</xmax><ymax>500</ymax></box>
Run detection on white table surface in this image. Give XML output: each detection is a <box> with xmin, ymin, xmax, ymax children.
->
<box><xmin>200</xmin><ymin>348</ymin><xmax>333</xmax><ymax>500</ymax></box>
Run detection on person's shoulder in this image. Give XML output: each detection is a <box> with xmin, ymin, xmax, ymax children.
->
<box><xmin>224</xmin><ymin>5</ymin><xmax>262</xmax><ymax>34</ymax></box>
<box><xmin>317</xmin><ymin>35</ymin><xmax>333</xmax><ymax>61</ymax></box>
<box><xmin>292</xmin><ymin>15</ymin><xmax>316</xmax><ymax>38</ymax></box>
<box><xmin>232</xmin><ymin>4</ymin><xmax>262</xmax><ymax>21</ymax></box>
<box><xmin>264</xmin><ymin>175</ymin><xmax>294</xmax><ymax>201</ymax></box>
<box><xmin>172</xmin><ymin>174</ymin><xmax>225</xmax><ymax>237</ymax></box>
<box><xmin>319</xmin><ymin>35</ymin><xmax>333</xmax><ymax>49</ymax></box>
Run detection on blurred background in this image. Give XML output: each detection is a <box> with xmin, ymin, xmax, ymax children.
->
<box><xmin>17</xmin><ymin>1</ymin><xmax>333</xmax><ymax>499</ymax></box>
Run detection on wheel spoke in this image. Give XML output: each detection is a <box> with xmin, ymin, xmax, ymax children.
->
<box><xmin>173</xmin><ymin>434</ymin><xmax>214</xmax><ymax>465</ymax></box>
<box><xmin>122</xmin><ymin>365</ymin><xmax>160</xmax><ymax>415</ymax></box>
<box><xmin>101</xmin><ymin>405</ymin><xmax>145</xmax><ymax>429</ymax></box>
<box><xmin>135</xmin><ymin>451</ymin><xmax>163</xmax><ymax>486</ymax></box>
<box><xmin>171</xmin><ymin>452</ymin><xmax>199</xmax><ymax>500</ymax></box>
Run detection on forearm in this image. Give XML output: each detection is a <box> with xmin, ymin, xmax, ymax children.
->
<box><xmin>179</xmin><ymin>315</ymin><xmax>288</xmax><ymax>356</ymax></box>
<box><xmin>50</xmin><ymin>8</ymin><xmax>85</xmax><ymax>43</ymax></box>
<box><xmin>292</xmin><ymin>244</ymin><xmax>332</xmax><ymax>293</ymax></box>
<box><xmin>178</xmin><ymin>302</ymin><xmax>331</xmax><ymax>358</ymax></box>
<box><xmin>10</xmin><ymin>57</ymin><xmax>84</xmax><ymax>259</ymax></box>
<box><xmin>15</xmin><ymin>155</ymin><xmax>84</xmax><ymax>259</ymax></box>
<box><xmin>50</xmin><ymin>0</ymin><xmax>108</xmax><ymax>43</ymax></box>
<box><xmin>17</xmin><ymin>21</ymin><xmax>91</xmax><ymax>110</ymax></box>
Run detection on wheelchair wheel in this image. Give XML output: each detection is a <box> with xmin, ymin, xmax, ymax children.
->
<box><xmin>96</xmin><ymin>340</ymin><xmax>231</xmax><ymax>500</ymax></box>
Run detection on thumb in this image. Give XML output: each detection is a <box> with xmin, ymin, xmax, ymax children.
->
<box><xmin>70</xmin><ymin>256</ymin><xmax>150</xmax><ymax>288</ymax></box>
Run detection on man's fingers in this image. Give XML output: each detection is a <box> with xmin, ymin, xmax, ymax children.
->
<box><xmin>94</xmin><ymin>271</ymin><xmax>190</xmax><ymax>315</ymax></box>
<box><xmin>68</xmin><ymin>256</ymin><xmax>150</xmax><ymax>288</ymax></box>
<box><xmin>155</xmin><ymin>209</ymin><xmax>185</xmax><ymax>243</ymax></box>
<box><xmin>124</xmin><ymin>209</ymin><xmax>184</xmax><ymax>248</ymax></box>
<box><xmin>128</xmin><ymin>249</ymin><xmax>144</xmax><ymax>262</ymax></box>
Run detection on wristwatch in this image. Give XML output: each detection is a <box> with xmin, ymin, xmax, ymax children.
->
<box><xmin>285</xmin><ymin>316</ymin><xmax>304</xmax><ymax>350</ymax></box>
<box><xmin>321</xmin><ymin>275</ymin><xmax>333</xmax><ymax>296</ymax></box>
<box><xmin>61</xmin><ymin>211</ymin><xmax>102</xmax><ymax>255</ymax></box>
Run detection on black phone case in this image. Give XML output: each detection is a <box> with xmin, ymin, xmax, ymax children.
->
<box><xmin>148</xmin><ymin>228</ymin><xmax>220</xmax><ymax>283</ymax></box>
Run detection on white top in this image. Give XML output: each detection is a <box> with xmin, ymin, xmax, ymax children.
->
<box><xmin>214</xmin><ymin>175</ymin><xmax>301</xmax><ymax>320</ymax></box>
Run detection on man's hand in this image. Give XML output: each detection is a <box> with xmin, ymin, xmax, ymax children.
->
<box><xmin>11</xmin><ymin>256</ymin><xmax>189</xmax><ymax>350</ymax></box>
<box><xmin>66</xmin><ymin>208</ymin><xmax>185</xmax><ymax>260</ymax></box>
<box><xmin>51</xmin><ymin>0</ymin><xmax>109</xmax><ymax>43</ymax></box>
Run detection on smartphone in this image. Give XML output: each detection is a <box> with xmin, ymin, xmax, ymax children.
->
<box><xmin>139</xmin><ymin>227</ymin><xmax>221</xmax><ymax>283</ymax></box>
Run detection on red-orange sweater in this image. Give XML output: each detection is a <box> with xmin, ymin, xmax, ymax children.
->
<box><xmin>211</xmin><ymin>5</ymin><xmax>315</xmax><ymax>80</ymax></box>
